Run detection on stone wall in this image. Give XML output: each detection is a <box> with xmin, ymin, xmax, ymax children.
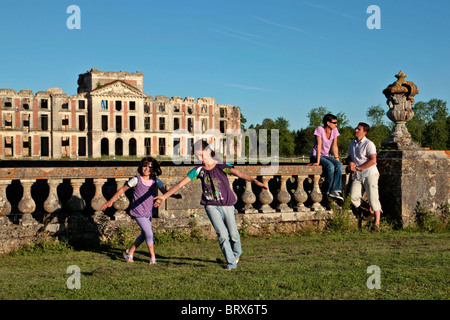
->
<box><xmin>2</xmin><ymin>146</ymin><xmax>448</xmax><ymax>254</ymax></box>
<box><xmin>0</xmin><ymin>161</ymin><xmax>339</xmax><ymax>255</ymax></box>
<box><xmin>378</xmin><ymin>149</ymin><xmax>450</xmax><ymax>227</ymax></box>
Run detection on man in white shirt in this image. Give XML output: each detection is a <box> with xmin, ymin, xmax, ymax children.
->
<box><xmin>347</xmin><ymin>122</ymin><xmax>382</xmax><ymax>230</ymax></box>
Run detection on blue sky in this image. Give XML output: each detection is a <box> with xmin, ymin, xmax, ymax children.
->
<box><xmin>1</xmin><ymin>0</ymin><xmax>449</xmax><ymax>131</ymax></box>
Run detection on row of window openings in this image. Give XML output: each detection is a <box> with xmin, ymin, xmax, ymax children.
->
<box><xmin>3</xmin><ymin>99</ymin><xmax>228</xmax><ymax>118</ymax></box>
<box><xmin>102</xmin><ymin>138</ymin><xmax>212</xmax><ymax>156</ymax></box>
<box><xmin>2</xmin><ymin>99</ymin><xmax>87</xmax><ymax>110</ymax></box>
<box><xmin>3</xmin><ymin>137</ymin><xmax>208</xmax><ymax>158</ymax></box>
<box><xmin>101</xmin><ymin>100</ymin><xmax>136</xmax><ymax>111</ymax></box>
<box><xmin>3</xmin><ymin>114</ymin><xmax>86</xmax><ymax>131</ymax></box>
<box><xmin>101</xmin><ymin>100</ymin><xmax>225</xmax><ymax>117</ymax></box>
<box><xmin>101</xmin><ymin>116</ymin><xmax>223</xmax><ymax>132</ymax></box>
<box><xmin>101</xmin><ymin>138</ymin><xmax>176</xmax><ymax>156</ymax></box>
<box><xmin>3</xmin><ymin>136</ymin><xmax>87</xmax><ymax>157</ymax></box>
<box><xmin>4</xmin><ymin>115</ymin><xmax>226</xmax><ymax>133</ymax></box>
<box><xmin>101</xmin><ymin>138</ymin><xmax>162</xmax><ymax>156</ymax></box>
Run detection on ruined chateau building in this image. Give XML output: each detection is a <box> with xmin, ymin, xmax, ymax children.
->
<box><xmin>0</xmin><ymin>69</ymin><xmax>241</xmax><ymax>159</ymax></box>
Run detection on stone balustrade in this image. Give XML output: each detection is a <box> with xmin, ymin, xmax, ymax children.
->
<box><xmin>0</xmin><ymin>161</ymin><xmax>349</xmax><ymax>253</ymax></box>
<box><xmin>0</xmin><ymin>161</ymin><xmax>347</xmax><ymax>219</ymax></box>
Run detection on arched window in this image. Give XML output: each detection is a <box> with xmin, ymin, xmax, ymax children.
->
<box><xmin>101</xmin><ymin>138</ymin><xmax>109</xmax><ymax>156</ymax></box>
<box><xmin>129</xmin><ymin>138</ymin><xmax>137</xmax><ymax>156</ymax></box>
<box><xmin>115</xmin><ymin>138</ymin><xmax>123</xmax><ymax>156</ymax></box>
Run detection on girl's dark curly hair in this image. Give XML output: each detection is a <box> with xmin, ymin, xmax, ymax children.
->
<box><xmin>137</xmin><ymin>157</ymin><xmax>162</xmax><ymax>177</ymax></box>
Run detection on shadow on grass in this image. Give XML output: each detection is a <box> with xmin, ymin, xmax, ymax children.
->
<box><xmin>102</xmin><ymin>246</ymin><xmax>223</xmax><ymax>267</ymax></box>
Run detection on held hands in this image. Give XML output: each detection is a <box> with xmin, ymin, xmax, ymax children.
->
<box><xmin>153</xmin><ymin>196</ymin><xmax>165</xmax><ymax>208</ymax></box>
<box><xmin>101</xmin><ymin>200</ymin><xmax>113</xmax><ymax>211</ymax></box>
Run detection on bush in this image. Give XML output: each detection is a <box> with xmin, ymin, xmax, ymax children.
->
<box><xmin>415</xmin><ymin>202</ymin><xmax>449</xmax><ymax>233</ymax></box>
<box><xmin>327</xmin><ymin>196</ymin><xmax>357</xmax><ymax>233</ymax></box>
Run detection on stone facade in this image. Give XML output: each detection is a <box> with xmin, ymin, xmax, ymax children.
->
<box><xmin>0</xmin><ymin>68</ymin><xmax>241</xmax><ymax>159</ymax></box>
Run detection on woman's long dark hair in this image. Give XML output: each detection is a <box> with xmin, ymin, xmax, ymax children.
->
<box><xmin>137</xmin><ymin>157</ymin><xmax>162</xmax><ymax>177</ymax></box>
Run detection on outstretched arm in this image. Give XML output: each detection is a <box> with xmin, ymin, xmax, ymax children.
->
<box><xmin>154</xmin><ymin>176</ymin><xmax>191</xmax><ymax>207</ymax></box>
<box><xmin>159</xmin><ymin>185</ymin><xmax>182</xmax><ymax>199</ymax></box>
<box><xmin>230</xmin><ymin>168</ymin><xmax>268</xmax><ymax>189</ymax></box>
<box><xmin>101</xmin><ymin>184</ymin><xmax>131</xmax><ymax>211</ymax></box>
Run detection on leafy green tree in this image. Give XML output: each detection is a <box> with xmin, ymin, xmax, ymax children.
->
<box><xmin>274</xmin><ymin>117</ymin><xmax>295</xmax><ymax>157</ymax></box>
<box><xmin>240</xmin><ymin>112</ymin><xmax>247</xmax><ymax>131</ymax></box>
<box><xmin>367</xmin><ymin>125</ymin><xmax>391</xmax><ymax>149</ymax></box>
<box><xmin>447</xmin><ymin>116</ymin><xmax>450</xmax><ymax>150</ymax></box>
<box><xmin>366</xmin><ymin>105</ymin><xmax>387</xmax><ymax>127</ymax></box>
<box><xmin>424</xmin><ymin>99</ymin><xmax>448</xmax><ymax>150</ymax></box>
<box><xmin>337</xmin><ymin>125</ymin><xmax>354</xmax><ymax>157</ymax></box>
<box><xmin>336</xmin><ymin>111</ymin><xmax>350</xmax><ymax>128</ymax></box>
<box><xmin>253</xmin><ymin>117</ymin><xmax>295</xmax><ymax>157</ymax></box>
<box><xmin>294</xmin><ymin>127</ymin><xmax>315</xmax><ymax>156</ymax></box>
<box><xmin>407</xmin><ymin>101</ymin><xmax>429</xmax><ymax>146</ymax></box>
<box><xmin>307</xmin><ymin>107</ymin><xmax>330</xmax><ymax>128</ymax></box>
<box><xmin>362</xmin><ymin>104</ymin><xmax>391</xmax><ymax>149</ymax></box>
<box><xmin>407</xmin><ymin>99</ymin><xmax>448</xmax><ymax>150</ymax></box>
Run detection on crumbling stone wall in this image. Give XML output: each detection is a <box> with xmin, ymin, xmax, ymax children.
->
<box><xmin>378</xmin><ymin>149</ymin><xmax>450</xmax><ymax>227</ymax></box>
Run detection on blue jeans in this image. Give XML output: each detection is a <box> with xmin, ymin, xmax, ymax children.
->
<box><xmin>204</xmin><ymin>205</ymin><xmax>242</xmax><ymax>269</ymax></box>
<box><xmin>310</xmin><ymin>156</ymin><xmax>343</xmax><ymax>194</ymax></box>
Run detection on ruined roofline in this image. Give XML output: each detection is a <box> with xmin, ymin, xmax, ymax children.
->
<box><xmin>0</xmin><ymin>87</ymin><xmax>231</xmax><ymax>107</ymax></box>
<box><xmin>80</xmin><ymin>68</ymin><xmax>143</xmax><ymax>77</ymax></box>
<box><xmin>0</xmin><ymin>69</ymin><xmax>239</xmax><ymax>109</ymax></box>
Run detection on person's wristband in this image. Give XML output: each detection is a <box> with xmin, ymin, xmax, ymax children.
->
<box><xmin>356</xmin><ymin>166</ymin><xmax>361</xmax><ymax>171</ymax></box>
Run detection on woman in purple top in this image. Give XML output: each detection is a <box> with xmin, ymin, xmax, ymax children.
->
<box><xmin>101</xmin><ymin>157</ymin><xmax>174</xmax><ymax>264</ymax></box>
<box><xmin>154</xmin><ymin>140</ymin><xmax>267</xmax><ymax>270</ymax></box>
<box><xmin>308</xmin><ymin>114</ymin><xmax>343</xmax><ymax>201</ymax></box>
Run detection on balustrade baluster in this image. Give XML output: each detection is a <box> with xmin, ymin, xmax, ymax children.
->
<box><xmin>0</xmin><ymin>180</ymin><xmax>12</xmax><ymax>218</ymax></box>
<box><xmin>43</xmin><ymin>179</ymin><xmax>62</xmax><ymax>215</ymax></box>
<box><xmin>91</xmin><ymin>178</ymin><xmax>108</xmax><ymax>215</ymax></box>
<box><xmin>67</xmin><ymin>179</ymin><xmax>86</xmax><ymax>214</ymax></box>
<box><xmin>18</xmin><ymin>179</ymin><xmax>36</xmax><ymax>226</ymax></box>
<box><xmin>227</xmin><ymin>175</ymin><xmax>238</xmax><ymax>203</ymax></box>
<box><xmin>241</xmin><ymin>180</ymin><xmax>257</xmax><ymax>213</ymax></box>
<box><xmin>258</xmin><ymin>176</ymin><xmax>274</xmax><ymax>213</ymax></box>
<box><xmin>293</xmin><ymin>175</ymin><xmax>308</xmax><ymax>211</ymax></box>
<box><xmin>276</xmin><ymin>175</ymin><xmax>293</xmax><ymax>212</ymax></box>
<box><xmin>113</xmin><ymin>178</ymin><xmax>130</xmax><ymax>220</ymax></box>
<box><xmin>310</xmin><ymin>174</ymin><xmax>323</xmax><ymax>211</ymax></box>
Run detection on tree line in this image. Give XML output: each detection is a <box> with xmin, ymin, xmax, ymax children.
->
<box><xmin>240</xmin><ymin>99</ymin><xmax>449</xmax><ymax>158</ymax></box>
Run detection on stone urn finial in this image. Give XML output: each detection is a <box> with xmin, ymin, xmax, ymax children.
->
<box><xmin>382</xmin><ymin>71</ymin><xmax>421</xmax><ymax>150</ymax></box>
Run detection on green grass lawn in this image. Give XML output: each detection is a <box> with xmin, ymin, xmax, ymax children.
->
<box><xmin>0</xmin><ymin>231</ymin><xmax>448</xmax><ymax>301</ymax></box>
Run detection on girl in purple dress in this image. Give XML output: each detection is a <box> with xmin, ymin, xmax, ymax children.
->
<box><xmin>101</xmin><ymin>157</ymin><xmax>172</xmax><ymax>264</ymax></box>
